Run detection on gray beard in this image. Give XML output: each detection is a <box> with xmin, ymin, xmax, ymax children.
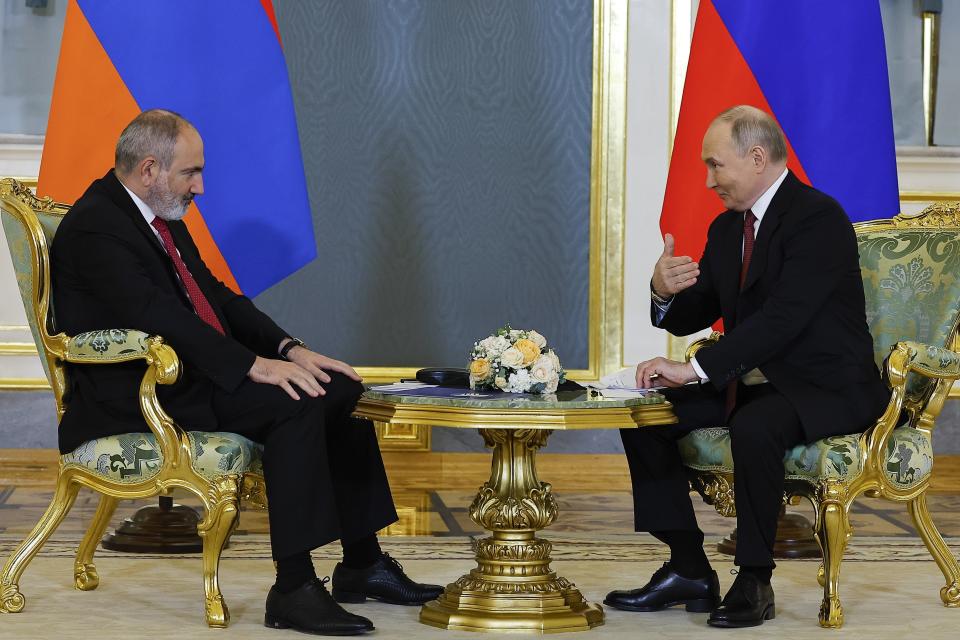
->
<box><xmin>146</xmin><ymin>182</ymin><xmax>190</xmax><ymax>221</ymax></box>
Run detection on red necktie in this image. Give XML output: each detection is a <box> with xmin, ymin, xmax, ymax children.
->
<box><xmin>150</xmin><ymin>218</ymin><xmax>226</xmax><ymax>335</ymax></box>
<box><xmin>725</xmin><ymin>209</ymin><xmax>757</xmax><ymax>418</ymax></box>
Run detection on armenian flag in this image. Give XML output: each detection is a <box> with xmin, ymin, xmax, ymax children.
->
<box><xmin>39</xmin><ymin>0</ymin><xmax>314</xmax><ymax>297</ymax></box>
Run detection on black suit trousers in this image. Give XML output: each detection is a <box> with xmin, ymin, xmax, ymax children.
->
<box><xmin>619</xmin><ymin>383</ymin><xmax>804</xmax><ymax>568</ymax></box>
<box><xmin>211</xmin><ymin>372</ymin><xmax>398</xmax><ymax>559</ymax></box>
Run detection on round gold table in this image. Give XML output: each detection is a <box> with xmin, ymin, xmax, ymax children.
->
<box><xmin>354</xmin><ymin>387</ymin><xmax>676</xmax><ymax>634</ymax></box>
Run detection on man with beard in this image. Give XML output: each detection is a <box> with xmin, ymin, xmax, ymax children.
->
<box><xmin>51</xmin><ymin>109</ymin><xmax>442</xmax><ymax>636</ymax></box>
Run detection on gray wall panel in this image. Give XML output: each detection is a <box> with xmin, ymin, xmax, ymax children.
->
<box><xmin>260</xmin><ymin>0</ymin><xmax>593</xmax><ymax>370</ymax></box>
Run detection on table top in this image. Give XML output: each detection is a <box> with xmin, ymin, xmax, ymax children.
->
<box><xmin>354</xmin><ymin>387</ymin><xmax>676</xmax><ymax>430</ymax></box>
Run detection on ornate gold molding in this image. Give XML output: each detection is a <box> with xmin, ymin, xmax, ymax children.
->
<box><xmin>0</xmin><ymin>343</ymin><xmax>37</xmax><ymax>355</ymax></box>
<box><xmin>0</xmin><ymin>378</ymin><xmax>50</xmax><ymax>391</ymax></box>
<box><xmin>373</xmin><ymin>421</ymin><xmax>431</xmax><ymax>451</ymax></box>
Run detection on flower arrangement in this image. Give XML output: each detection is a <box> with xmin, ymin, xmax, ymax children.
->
<box><xmin>468</xmin><ymin>326</ymin><xmax>565</xmax><ymax>394</ymax></box>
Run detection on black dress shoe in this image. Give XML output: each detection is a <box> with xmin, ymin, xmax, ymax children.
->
<box><xmin>332</xmin><ymin>553</ymin><xmax>444</xmax><ymax>606</ymax></box>
<box><xmin>603</xmin><ymin>562</ymin><xmax>720</xmax><ymax>613</ymax></box>
<box><xmin>265</xmin><ymin>577</ymin><xmax>374</xmax><ymax>636</ymax></box>
<box><xmin>707</xmin><ymin>571</ymin><xmax>776</xmax><ymax>628</ymax></box>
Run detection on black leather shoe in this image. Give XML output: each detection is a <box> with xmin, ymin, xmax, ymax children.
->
<box><xmin>332</xmin><ymin>553</ymin><xmax>444</xmax><ymax>605</ymax></box>
<box><xmin>707</xmin><ymin>571</ymin><xmax>776</xmax><ymax>628</ymax></box>
<box><xmin>265</xmin><ymin>577</ymin><xmax>374</xmax><ymax>636</ymax></box>
<box><xmin>603</xmin><ymin>562</ymin><xmax>720</xmax><ymax>612</ymax></box>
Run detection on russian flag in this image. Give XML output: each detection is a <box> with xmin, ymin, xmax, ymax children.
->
<box><xmin>39</xmin><ymin>0</ymin><xmax>315</xmax><ymax>297</ymax></box>
<box><xmin>662</xmin><ymin>0</ymin><xmax>899</xmax><ymax>260</ymax></box>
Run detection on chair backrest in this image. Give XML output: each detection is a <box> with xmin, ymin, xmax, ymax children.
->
<box><xmin>855</xmin><ymin>202</ymin><xmax>960</xmax><ymax>402</ymax></box>
<box><xmin>0</xmin><ymin>178</ymin><xmax>71</xmax><ymax>416</ymax></box>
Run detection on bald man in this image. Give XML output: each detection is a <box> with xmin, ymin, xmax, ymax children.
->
<box><xmin>605</xmin><ymin>106</ymin><xmax>889</xmax><ymax>628</ymax></box>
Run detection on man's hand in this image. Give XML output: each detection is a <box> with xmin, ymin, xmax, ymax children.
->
<box><xmin>635</xmin><ymin>356</ymin><xmax>698</xmax><ymax>389</ymax></box>
<box><xmin>247</xmin><ymin>356</ymin><xmax>325</xmax><ymax>400</ymax></box>
<box><xmin>286</xmin><ymin>346</ymin><xmax>362</xmax><ymax>383</ymax></box>
<box><xmin>651</xmin><ymin>233</ymin><xmax>700</xmax><ymax>297</ymax></box>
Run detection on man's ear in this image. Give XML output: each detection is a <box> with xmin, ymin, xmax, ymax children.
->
<box><xmin>138</xmin><ymin>156</ymin><xmax>158</xmax><ymax>186</ymax></box>
<box><xmin>750</xmin><ymin>145</ymin><xmax>767</xmax><ymax>173</ymax></box>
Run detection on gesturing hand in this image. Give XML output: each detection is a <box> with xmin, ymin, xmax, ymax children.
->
<box><xmin>247</xmin><ymin>356</ymin><xmax>325</xmax><ymax>400</ymax></box>
<box><xmin>635</xmin><ymin>356</ymin><xmax>698</xmax><ymax>389</ymax></box>
<box><xmin>651</xmin><ymin>233</ymin><xmax>700</xmax><ymax>297</ymax></box>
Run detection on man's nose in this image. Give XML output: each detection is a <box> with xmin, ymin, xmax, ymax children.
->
<box><xmin>705</xmin><ymin>169</ymin><xmax>716</xmax><ymax>189</ymax></box>
<box><xmin>192</xmin><ymin>175</ymin><xmax>204</xmax><ymax>195</ymax></box>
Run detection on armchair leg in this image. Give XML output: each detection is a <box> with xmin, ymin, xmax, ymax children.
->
<box><xmin>814</xmin><ymin>483</ymin><xmax>851</xmax><ymax>629</ymax></box>
<box><xmin>908</xmin><ymin>491</ymin><xmax>960</xmax><ymax>607</ymax></box>
<box><xmin>1</xmin><ymin>475</ymin><xmax>81</xmax><ymax>614</ymax></box>
<box><xmin>75</xmin><ymin>494</ymin><xmax>119</xmax><ymax>591</ymax></box>
<box><xmin>198</xmin><ymin>476</ymin><xmax>241</xmax><ymax>628</ymax></box>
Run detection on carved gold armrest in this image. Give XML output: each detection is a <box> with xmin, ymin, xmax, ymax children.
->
<box><xmin>866</xmin><ymin>341</ymin><xmax>960</xmax><ymax>489</ymax></box>
<box><xmin>685</xmin><ymin>331</ymin><xmax>722</xmax><ymax>362</ymax></box>
<box><xmin>59</xmin><ymin>329</ymin><xmax>189</xmax><ymax>472</ymax></box>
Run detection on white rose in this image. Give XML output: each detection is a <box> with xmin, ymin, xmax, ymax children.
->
<box><xmin>509</xmin><ymin>329</ymin><xmax>523</xmax><ymax>339</ymax></box>
<box><xmin>530</xmin><ymin>355</ymin><xmax>555</xmax><ymax>383</ymax></box>
<box><xmin>546</xmin><ymin>349</ymin><xmax>561</xmax><ymax>371</ymax></box>
<box><xmin>500</xmin><ymin>347</ymin><xmax>524</xmax><ymax>369</ymax></box>
<box><xmin>495</xmin><ymin>375</ymin><xmax>508</xmax><ymax>390</ymax></box>
<box><xmin>544</xmin><ymin>375</ymin><xmax>559</xmax><ymax>394</ymax></box>
<box><xmin>528</xmin><ymin>331</ymin><xmax>547</xmax><ymax>349</ymax></box>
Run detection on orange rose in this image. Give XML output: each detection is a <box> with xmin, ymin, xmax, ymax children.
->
<box><xmin>514</xmin><ymin>338</ymin><xmax>541</xmax><ymax>366</ymax></box>
<box><xmin>470</xmin><ymin>358</ymin><xmax>492</xmax><ymax>380</ymax></box>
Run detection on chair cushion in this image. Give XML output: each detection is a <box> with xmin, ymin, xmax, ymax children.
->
<box><xmin>679</xmin><ymin>426</ymin><xmax>932</xmax><ymax>489</ymax></box>
<box><xmin>61</xmin><ymin>431</ymin><xmax>264</xmax><ymax>484</ymax></box>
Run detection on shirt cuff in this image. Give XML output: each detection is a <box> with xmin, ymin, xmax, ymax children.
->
<box><xmin>690</xmin><ymin>356</ymin><xmax>709</xmax><ymax>382</ymax></box>
<box><xmin>652</xmin><ymin>294</ymin><xmax>673</xmax><ymax>326</ymax></box>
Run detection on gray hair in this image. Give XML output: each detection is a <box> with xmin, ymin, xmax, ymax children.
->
<box><xmin>715</xmin><ymin>105</ymin><xmax>787</xmax><ymax>164</ymax></box>
<box><xmin>115</xmin><ymin>109</ymin><xmax>195</xmax><ymax>174</ymax></box>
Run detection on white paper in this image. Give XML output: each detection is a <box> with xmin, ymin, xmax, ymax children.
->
<box><xmin>369</xmin><ymin>382</ymin><xmax>435</xmax><ymax>392</ymax></box>
<box><xmin>594</xmin><ymin>388</ymin><xmax>655</xmax><ymax>398</ymax></box>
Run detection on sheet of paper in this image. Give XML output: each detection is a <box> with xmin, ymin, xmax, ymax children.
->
<box><xmin>368</xmin><ymin>382</ymin><xmax>435</xmax><ymax>392</ymax></box>
<box><xmin>594</xmin><ymin>387</ymin><xmax>664</xmax><ymax>398</ymax></box>
<box><xmin>587</xmin><ymin>366</ymin><xmax>638</xmax><ymax>389</ymax></box>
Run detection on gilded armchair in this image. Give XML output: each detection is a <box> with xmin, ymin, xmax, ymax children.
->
<box><xmin>0</xmin><ymin>178</ymin><xmax>269</xmax><ymax>627</ymax></box>
<box><xmin>678</xmin><ymin>201</ymin><xmax>960</xmax><ymax>627</ymax></box>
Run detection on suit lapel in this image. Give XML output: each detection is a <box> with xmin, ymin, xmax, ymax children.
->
<box><xmin>102</xmin><ymin>171</ymin><xmax>168</xmax><ymax>259</ymax></box>
<box><xmin>101</xmin><ymin>171</ymin><xmax>194</xmax><ymax>305</ymax></box>
<box><xmin>740</xmin><ymin>171</ymin><xmax>800</xmax><ymax>293</ymax></box>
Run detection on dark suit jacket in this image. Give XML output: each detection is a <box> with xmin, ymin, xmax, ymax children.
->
<box><xmin>52</xmin><ymin>170</ymin><xmax>290</xmax><ymax>453</ymax></box>
<box><xmin>654</xmin><ymin>171</ymin><xmax>890</xmax><ymax>442</ymax></box>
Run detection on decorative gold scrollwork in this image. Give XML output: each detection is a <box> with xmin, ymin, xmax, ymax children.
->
<box><xmin>895</xmin><ymin>202</ymin><xmax>960</xmax><ymax>228</ymax></box>
<box><xmin>690</xmin><ymin>473</ymin><xmax>736</xmax><ymax>517</ymax></box>
<box><xmin>0</xmin><ymin>178</ymin><xmax>61</xmax><ymax>213</ymax></box>
<box><xmin>0</xmin><ymin>578</ymin><xmax>25</xmax><ymax>613</ymax></box>
<box><xmin>240</xmin><ymin>474</ymin><xmax>268</xmax><ymax>510</ymax></box>
<box><xmin>452</xmin><ymin>575</ymin><xmax>576</xmax><ymax>595</ymax></box>
<box><xmin>470</xmin><ymin>482</ymin><xmax>558</xmax><ymax>531</ymax></box>
<box><xmin>474</xmin><ymin>537</ymin><xmax>552</xmax><ymax>562</ymax></box>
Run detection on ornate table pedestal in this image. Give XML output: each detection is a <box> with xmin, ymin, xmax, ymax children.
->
<box><xmin>356</xmin><ymin>389</ymin><xmax>675</xmax><ymax>633</ymax></box>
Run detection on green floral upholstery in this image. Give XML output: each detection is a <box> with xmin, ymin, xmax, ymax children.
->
<box><xmin>61</xmin><ymin>432</ymin><xmax>264</xmax><ymax>483</ymax></box>
<box><xmin>1</xmin><ymin>208</ymin><xmax>60</xmax><ymax>384</ymax></box>
<box><xmin>858</xmin><ymin>229</ymin><xmax>960</xmax><ymax>397</ymax></box>
<box><xmin>679</xmin><ymin>426</ymin><xmax>932</xmax><ymax>489</ymax></box>
<box><xmin>67</xmin><ymin>330</ymin><xmax>151</xmax><ymax>361</ymax></box>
